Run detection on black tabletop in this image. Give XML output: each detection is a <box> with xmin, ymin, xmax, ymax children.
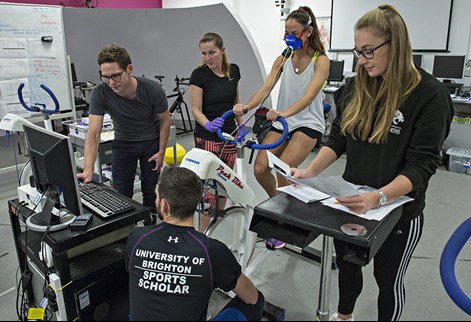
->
<box><xmin>253</xmin><ymin>193</ymin><xmax>402</xmax><ymax>248</ymax></box>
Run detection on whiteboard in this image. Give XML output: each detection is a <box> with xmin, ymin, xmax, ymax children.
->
<box><xmin>330</xmin><ymin>0</ymin><xmax>453</xmax><ymax>52</ymax></box>
<box><xmin>0</xmin><ymin>2</ymin><xmax>73</xmax><ymax>118</ymax></box>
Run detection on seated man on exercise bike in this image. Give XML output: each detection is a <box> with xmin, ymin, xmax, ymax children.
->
<box><xmin>126</xmin><ymin>166</ymin><xmax>264</xmax><ymax>321</ymax></box>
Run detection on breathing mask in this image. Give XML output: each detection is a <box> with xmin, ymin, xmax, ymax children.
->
<box><xmin>284</xmin><ymin>18</ymin><xmax>312</xmax><ymax>51</ymax></box>
<box><xmin>285</xmin><ymin>32</ymin><xmax>305</xmax><ymax>51</ymax></box>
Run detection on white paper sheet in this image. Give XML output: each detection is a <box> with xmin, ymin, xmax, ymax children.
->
<box><xmin>321</xmin><ymin>195</ymin><xmax>413</xmax><ymax>221</ymax></box>
<box><xmin>267</xmin><ymin>151</ymin><xmax>414</xmax><ymax>220</ymax></box>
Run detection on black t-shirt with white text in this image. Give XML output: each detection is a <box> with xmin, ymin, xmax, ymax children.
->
<box><xmin>126</xmin><ymin>222</ymin><xmax>241</xmax><ymax>321</ymax></box>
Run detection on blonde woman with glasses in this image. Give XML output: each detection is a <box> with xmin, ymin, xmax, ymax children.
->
<box><xmin>291</xmin><ymin>5</ymin><xmax>453</xmax><ymax>321</ymax></box>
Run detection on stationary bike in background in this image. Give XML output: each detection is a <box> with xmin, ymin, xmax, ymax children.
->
<box><xmin>0</xmin><ymin>83</ymin><xmax>61</xmax><ymax>186</ymax></box>
<box><xmin>18</xmin><ymin>82</ymin><xmax>60</xmax><ymax>132</ymax></box>
<box><xmin>181</xmin><ymin>110</ymin><xmax>289</xmax><ymax>272</ymax></box>
<box><xmin>166</xmin><ymin>75</ymin><xmax>193</xmax><ymax>135</ymax></box>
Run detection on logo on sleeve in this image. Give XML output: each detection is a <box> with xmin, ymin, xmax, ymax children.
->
<box><xmin>168</xmin><ymin>236</ymin><xmax>179</xmax><ymax>243</ymax></box>
<box><xmin>390</xmin><ymin>110</ymin><xmax>404</xmax><ymax>135</ymax></box>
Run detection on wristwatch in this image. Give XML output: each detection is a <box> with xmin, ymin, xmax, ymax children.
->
<box><xmin>376</xmin><ymin>190</ymin><xmax>388</xmax><ymax>207</ymax></box>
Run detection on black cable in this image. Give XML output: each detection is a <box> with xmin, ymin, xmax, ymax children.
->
<box><xmin>41</xmin><ymin>219</ymin><xmax>53</xmax><ymax>306</ymax></box>
<box><xmin>15</xmin><ymin>267</ymin><xmax>22</xmax><ymax>320</ymax></box>
<box><xmin>14</xmin><ymin>189</ymin><xmax>50</xmax><ymax>320</ymax></box>
<box><xmin>16</xmin><ymin>264</ymin><xmax>32</xmax><ymax>321</ymax></box>
<box><xmin>17</xmin><ymin>190</ymin><xmax>48</xmax><ymax>320</ymax></box>
<box><xmin>14</xmin><ymin>202</ymin><xmax>28</xmax><ymax>321</ymax></box>
<box><xmin>45</xmin><ymin>307</ymin><xmax>53</xmax><ymax>321</ymax></box>
<box><xmin>39</xmin><ymin>186</ymin><xmax>57</xmax><ymax>317</ymax></box>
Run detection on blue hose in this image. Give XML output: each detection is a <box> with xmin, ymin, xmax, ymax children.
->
<box><xmin>439</xmin><ymin>217</ymin><xmax>471</xmax><ymax>315</ymax></box>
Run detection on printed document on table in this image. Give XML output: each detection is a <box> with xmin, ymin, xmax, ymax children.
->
<box><xmin>293</xmin><ymin>176</ymin><xmax>359</xmax><ymax>197</ymax></box>
<box><xmin>277</xmin><ymin>184</ymin><xmax>330</xmax><ymax>203</ymax></box>
<box><xmin>321</xmin><ymin>195</ymin><xmax>413</xmax><ymax>221</ymax></box>
<box><xmin>267</xmin><ymin>151</ymin><xmax>413</xmax><ymax>219</ymax></box>
<box><xmin>267</xmin><ymin>151</ymin><xmax>330</xmax><ymax>202</ymax></box>
<box><xmin>267</xmin><ymin>151</ymin><xmax>358</xmax><ymax>196</ymax></box>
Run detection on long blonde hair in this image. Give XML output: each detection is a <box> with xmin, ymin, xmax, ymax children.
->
<box><xmin>341</xmin><ymin>5</ymin><xmax>421</xmax><ymax>144</ymax></box>
<box><xmin>198</xmin><ymin>32</ymin><xmax>231</xmax><ymax>79</ymax></box>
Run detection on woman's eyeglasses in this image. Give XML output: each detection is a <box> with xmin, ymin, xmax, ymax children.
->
<box><xmin>100</xmin><ymin>69</ymin><xmax>126</xmax><ymax>83</ymax></box>
<box><xmin>352</xmin><ymin>41</ymin><xmax>390</xmax><ymax>59</ymax></box>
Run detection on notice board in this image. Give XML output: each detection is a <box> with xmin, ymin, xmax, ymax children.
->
<box><xmin>0</xmin><ymin>2</ymin><xmax>73</xmax><ymax>118</ymax></box>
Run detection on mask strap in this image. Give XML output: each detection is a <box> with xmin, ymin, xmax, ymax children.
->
<box><xmin>297</xmin><ymin>30</ymin><xmax>307</xmax><ymax>49</ymax></box>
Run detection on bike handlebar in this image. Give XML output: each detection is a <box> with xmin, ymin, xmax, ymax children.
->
<box><xmin>17</xmin><ymin>83</ymin><xmax>60</xmax><ymax>114</ymax></box>
<box><xmin>439</xmin><ymin>217</ymin><xmax>471</xmax><ymax>315</ymax></box>
<box><xmin>216</xmin><ymin>110</ymin><xmax>289</xmax><ymax>150</ymax></box>
<box><xmin>174</xmin><ymin>75</ymin><xmax>190</xmax><ymax>83</ymax></box>
<box><xmin>173</xmin><ymin>76</ymin><xmax>190</xmax><ymax>92</ymax></box>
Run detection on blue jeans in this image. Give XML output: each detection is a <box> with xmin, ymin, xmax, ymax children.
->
<box><xmin>111</xmin><ymin>138</ymin><xmax>159</xmax><ymax>213</ymax></box>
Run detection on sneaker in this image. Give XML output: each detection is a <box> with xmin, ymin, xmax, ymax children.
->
<box><xmin>265</xmin><ymin>238</ymin><xmax>286</xmax><ymax>250</ymax></box>
<box><xmin>329</xmin><ymin>313</ymin><xmax>354</xmax><ymax>321</ymax></box>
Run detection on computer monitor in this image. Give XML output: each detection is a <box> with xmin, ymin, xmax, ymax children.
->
<box><xmin>23</xmin><ymin>123</ymin><xmax>82</xmax><ymax>232</ymax></box>
<box><xmin>328</xmin><ymin>60</ymin><xmax>345</xmax><ymax>83</ymax></box>
<box><xmin>432</xmin><ymin>55</ymin><xmax>465</xmax><ymax>81</ymax></box>
<box><xmin>71</xmin><ymin>62</ymin><xmax>78</xmax><ymax>83</ymax></box>
<box><xmin>412</xmin><ymin>54</ymin><xmax>422</xmax><ymax>68</ymax></box>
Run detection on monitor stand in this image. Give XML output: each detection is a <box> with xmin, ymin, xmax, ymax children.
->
<box><xmin>26</xmin><ymin>189</ymin><xmax>76</xmax><ymax>232</ymax></box>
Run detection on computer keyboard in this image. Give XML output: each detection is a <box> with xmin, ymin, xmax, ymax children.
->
<box><xmin>73</xmin><ymin>81</ymin><xmax>88</xmax><ymax>88</ymax></box>
<box><xmin>79</xmin><ymin>182</ymin><xmax>135</xmax><ymax>219</ymax></box>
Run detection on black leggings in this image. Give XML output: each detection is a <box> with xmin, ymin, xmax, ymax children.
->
<box><xmin>334</xmin><ymin>214</ymin><xmax>423</xmax><ymax>321</ymax></box>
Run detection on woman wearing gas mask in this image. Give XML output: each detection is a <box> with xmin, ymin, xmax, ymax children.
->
<box><xmin>233</xmin><ymin>6</ymin><xmax>329</xmax><ymax>250</ymax></box>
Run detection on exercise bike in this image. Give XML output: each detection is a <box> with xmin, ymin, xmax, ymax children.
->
<box><xmin>0</xmin><ymin>83</ymin><xmax>60</xmax><ymax>187</ymax></box>
<box><xmin>180</xmin><ymin>110</ymin><xmax>289</xmax><ymax>272</ymax></box>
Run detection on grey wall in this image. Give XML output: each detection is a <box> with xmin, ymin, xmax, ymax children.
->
<box><xmin>63</xmin><ymin>4</ymin><xmax>269</xmax><ymax>111</ymax></box>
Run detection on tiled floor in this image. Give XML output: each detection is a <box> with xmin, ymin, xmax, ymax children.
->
<box><xmin>0</xmin><ymin>131</ymin><xmax>470</xmax><ymax>320</ymax></box>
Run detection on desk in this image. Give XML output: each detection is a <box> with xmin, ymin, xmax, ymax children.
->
<box><xmin>65</xmin><ymin>118</ymin><xmax>177</xmax><ymax>182</ymax></box>
<box><xmin>452</xmin><ymin>97</ymin><xmax>471</xmax><ymax>106</ymax></box>
<box><xmin>68</xmin><ymin>132</ymin><xmax>113</xmax><ymax>183</ymax></box>
<box><xmin>250</xmin><ymin>193</ymin><xmax>402</xmax><ymax>320</ymax></box>
<box><xmin>444</xmin><ymin>97</ymin><xmax>471</xmax><ymax>150</ymax></box>
<box><xmin>323</xmin><ymin>86</ymin><xmax>340</xmax><ymax>94</ymax></box>
<box><xmin>8</xmin><ymin>192</ymin><xmax>150</xmax><ymax>320</ymax></box>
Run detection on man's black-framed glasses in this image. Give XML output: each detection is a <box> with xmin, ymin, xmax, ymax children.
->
<box><xmin>352</xmin><ymin>41</ymin><xmax>390</xmax><ymax>59</ymax></box>
<box><xmin>100</xmin><ymin>69</ymin><xmax>126</xmax><ymax>83</ymax></box>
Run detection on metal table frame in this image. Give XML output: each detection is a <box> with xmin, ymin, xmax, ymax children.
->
<box><xmin>250</xmin><ymin>193</ymin><xmax>402</xmax><ymax>321</ymax></box>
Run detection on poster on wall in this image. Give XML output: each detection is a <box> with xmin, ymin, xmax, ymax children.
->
<box><xmin>316</xmin><ymin>17</ymin><xmax>331</xmax><ymax>50</ymax></box>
